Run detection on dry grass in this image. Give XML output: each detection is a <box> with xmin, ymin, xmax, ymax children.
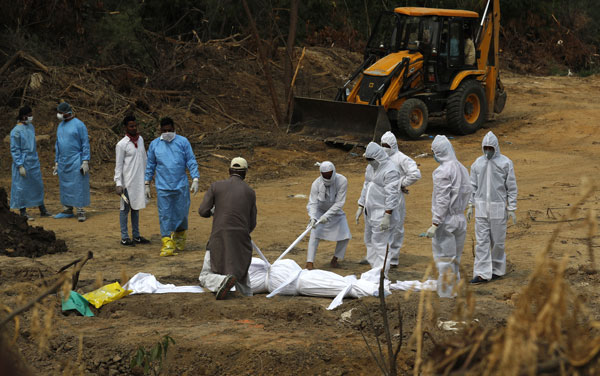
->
<box><xmin>425</xmin><ymin>178</ymin><xmax>600</xmax><ymax>375</ymax></box>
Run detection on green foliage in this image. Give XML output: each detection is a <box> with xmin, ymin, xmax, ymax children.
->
<box><xmin>92</xmin><ymin>3</ymin><xmax>154</xmax><ymax>70</ymax></box>
<box><xmin>1</xmin><ymin>0</ymin><xmax>599</xmax><ymax>73</ymax></box>
<box><xmin>129</xmin><ymin>335</ymin><xmax>175</xmax><ymax>376</ymax></box>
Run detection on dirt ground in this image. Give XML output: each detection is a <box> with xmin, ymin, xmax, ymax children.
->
<box><xmin>2</xmin><ymin>68</ymin><xmax>600</xmax><ymax>375</ymax></box>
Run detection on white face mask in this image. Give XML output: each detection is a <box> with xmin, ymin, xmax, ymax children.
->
<box><xmin>57</xmin><ymin>113</ymin><xmax>64</xmax><ymax>121</ymax></box>
<box><xmin>26</xmin><ymin>116</ymin><xmax>33</xmax><ymax>124</ymax></box>
<box><xmin>161</xmin><ymin>132</ymin><xmax>176</xmax><ymax>142</ymax></box>
<box><xmin>383</xmin><ymin>147</ymin><xmax>393</xmax><ymax>156</ymax></box>
<box><xmin>368</xmin><ymin>160</ymin><xmax>379</xmax><ymax>170</ymax></box>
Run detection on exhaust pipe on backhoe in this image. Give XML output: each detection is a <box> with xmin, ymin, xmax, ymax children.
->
<box><xmin>287</xmin><ymin>97</ymin><xmax>392</xmax><ymax>146</ymax></box>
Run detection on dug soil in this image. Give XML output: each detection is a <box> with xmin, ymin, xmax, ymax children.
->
<box><xmin>1</xmin><ymin>44</ymin><xmax>600</xmax><ymax>375</ymax></box>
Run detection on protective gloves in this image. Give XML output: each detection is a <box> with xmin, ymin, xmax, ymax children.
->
<box><xmin>80</xmin><ymin>161</ymin><xmax>89</xmax><ymax>175</ymax></box>
<box><xmin>419</xmin><ymin>224</ymin><xmax>438</xmax><ymax>238</ymax></box>
<box><xmin>18</xmin><ymin>166</ymin><xmax>26</xmax><ymax>177</ymax></box>
<box><xmin>115</xmin><ymin>186</ymin><xmax>124</xmax><ymax>195</ymax></box>
<box><xmin>466</xmin><ymin>204</ymin><xmax>474</xmax><ymax>222</ymax></box>
<box><xmin>355</xmin><ymin>206</ymin><xmax>364</xmax><ymax>225</ymax></box>
<box><xmin>318</xmin><ymin>215</ymin><xmax>329</xmax><ymax>224</ymax></box>
<box><xmin>380</xmin><ymin>213</ymin><xmax>391</xmax><ymax>231</ymax></box>
<box><xmin>52</xmin><ymin>163</ymin><xmax>58</xmax><ymax>176</ymax></box>
<box><xmin>190</xmin><ymin>178</ymin><xmax>199</xmax><ymax>195</ymax></box>
<box><xmin>144</xmin><ymin>182</ymin><xmax>152</xmax><ymax>199</ymax></box>
<box><xmin>508</xmin><ymin>210</ymin><xmax>517</xmax><ymax>225</ymax></box>
<box><xmin>309</xmin><ymin>218</ymin><xmax>318</xmax><ymax>228</ymax></box>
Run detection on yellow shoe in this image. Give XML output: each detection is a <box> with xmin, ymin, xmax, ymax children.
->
<box><xmin>173</xmin><ymin>230</ymin><xmax>187</xmax><ymax>251</ymax></box>
<box><xmin>160</xmin><ymin>236</ymin><xmax>177</xmax><ymax>257</ymax></box>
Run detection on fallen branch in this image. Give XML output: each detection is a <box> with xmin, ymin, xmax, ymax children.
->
<box><xmin>0</xmin><ymin>50</ymin><xmax>49</xmax><ymax>76</ymax></box>
<box><xmin>285</xmin><ymin>47</ymin><xmax>306</xmax><ymax>122</ymax></box>
<box><xmin>0</xmin><ymin>252</ymin><xmax>93</xmax><ymax>328</ymax></box>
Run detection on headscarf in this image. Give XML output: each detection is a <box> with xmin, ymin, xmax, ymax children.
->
<box><xmin>317</xmin><ymin>161</ymin><xmax>336</xmax><ymax>201</ymax></box>
<box><xmin>127</xmin><ymin>133</ymin><xmax>140</xmax><ymax>148</ymax></box>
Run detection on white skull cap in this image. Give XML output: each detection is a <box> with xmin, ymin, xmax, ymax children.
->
<box><xmin>319</xmin><ymin>161</ymin><xmax>334</xmax><ymax>173</ymax></box>
<box><xmin>230</xmin><ymin>157</ymin><xmax>248</xmax><ymax>169</ymax></box>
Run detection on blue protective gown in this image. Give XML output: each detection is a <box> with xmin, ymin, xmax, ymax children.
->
<box><xmin>145</xmin><ymin>134</ymin><xmax>200</xmax><ymax>237</ymax></box>
<box><xmin>10</xmin><ymin>123</ymin><xmax>45</xmax><ymax>209</ymax></box>
<box><xmin>55</xmin><ymin>117</ymin><xmax>91</xmax><ymax>208</ymax></box>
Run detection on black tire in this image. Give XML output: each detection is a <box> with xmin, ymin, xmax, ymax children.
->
<box><xmin>446</xmin><ymin>79</ymin><xmax>487</xmax><ymax>135</ymax></box>
<box><xmin>397</xmin><ymin>98</ymin><xmax>429</xmax><ymax>139</ymax></box>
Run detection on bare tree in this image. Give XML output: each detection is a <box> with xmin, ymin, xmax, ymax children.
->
<box><xmin>242</xmin><ymin>0</ymin><xmax>283</xmax><ymax>127</ymax></box>
<box><xmin>284</xmin><ymin>0</ymin><xmax>299</xmax><ymax>103</ymax></box>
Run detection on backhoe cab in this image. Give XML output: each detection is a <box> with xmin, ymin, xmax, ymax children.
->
<box><xmin>289</xmin><ymin>0</ymin><xmax>506</xmax><ymax>144</ymax></box>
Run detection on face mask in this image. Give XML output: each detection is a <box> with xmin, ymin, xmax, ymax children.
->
<box><xmin>57</xmin><ymin>113</ymin><xmax>64</xmax><ymax>121</ymax></box>
<box><xmin>26</xmin><ymin>116</ymin><xmax>33</xmax><ymax>124</ymax></box>
<box><xmin>161</xmin><ymin>132</ymin><xmax>176</xmax><ymax>142</ymax></box>
<box><xmin>485</xmin><ymin>150</ymin><xmax>495</xmax><ymax>160</ymax></box>
<box><xmin>383</xmin><ymin>147</ymin><xmax>393</xmax><ymax>156</ymax></box>
<box><xmin>322</xmin><ymin>176</ymin><xmax>332</xmax><ymax>186</ymax></box>
<box><xmin>368</xmin><ymin>160</ymin><xmax>379</xmax><ymax>170</ymax></box>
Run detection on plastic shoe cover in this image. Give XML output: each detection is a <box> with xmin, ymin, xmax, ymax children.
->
<box><xmin>172</xmin><ymin>230</ymin><xmax>187</xmax><ymax>251</ymax></box>
<box><xmin>54</xmin><ymin>212</ymin><xmax>74</xmax><ymax>219</ymax></box>
<box><xmin>160</xmin><ymin>237</ymin><xmax>177</xmax><ymax>257</ymax></box>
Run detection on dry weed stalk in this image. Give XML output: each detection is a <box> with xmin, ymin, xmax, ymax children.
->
<box><xmin>359</xmin><ymin>247</ymin><xmax>404</xmax><ymax>376</ymax></box>
<box><xmin>403</xmin><ymin>263</ymin><xmax>434</xmax><ymax>376</ymax></box>
<box><xmin>482</xmin><ymin>178</ymin><xmax>600</xmax><ymax>375</ymax></box>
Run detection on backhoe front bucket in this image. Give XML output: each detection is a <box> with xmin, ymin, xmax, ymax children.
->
<box><xmin>288</xmin><ymin>97</ymin><xmax>392</xmax><ymax>146</ymax></box>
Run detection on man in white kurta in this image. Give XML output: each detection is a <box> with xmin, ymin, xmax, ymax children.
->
<box><xmin>306</xmin><ymin>161</ymin><xmax>351</xmax><ymax>270</ymax></box>
<box><xmin>380</xmin><ymin>131</ymin><xmax>421</xmax><ymax>267</ymax></box>
<box><xmin>114</xmin><ymin>115</ymin><xmax>150</xmax><ymax>246</ymax></box>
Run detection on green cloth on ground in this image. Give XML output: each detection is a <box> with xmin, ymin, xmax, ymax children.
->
<box><xmin>62</xmin><ymin>290</ymin><xmax>94</xmax><ymax>317</ymax></box>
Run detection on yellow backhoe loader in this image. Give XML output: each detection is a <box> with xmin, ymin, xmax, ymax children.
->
<box><xmin>288</xmin><ymin>0</ymin><xmax>506</xmax><ymax>144</ymax></box>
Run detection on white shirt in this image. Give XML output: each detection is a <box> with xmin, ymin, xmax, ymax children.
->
<box><xmin>114</xmin><ymin>135</ymin><xmax>147</xmax><ymax>210</ymax></box>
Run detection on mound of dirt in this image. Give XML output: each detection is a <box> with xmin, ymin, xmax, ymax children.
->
<box><xmin>0</xmin><ymin>187</ymin><xmax>67</xmax><ymax>257</ymax></box>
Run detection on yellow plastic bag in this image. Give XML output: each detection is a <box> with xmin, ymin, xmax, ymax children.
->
<box><xmin>83</xmin><ymin>282</ymin><xmax>131</xmax><ymax>309</ymax></box>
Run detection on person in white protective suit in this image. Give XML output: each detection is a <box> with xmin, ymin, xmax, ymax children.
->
<box><xmin>380</xmin><ymin>131</ymin><xmax>421</xmax><ymax>267</ymax></box>
<box><xmin>467</xmin><ymin>131</ymin><xmax>517</xmax><ymax>283</ymax></box>
<box><xmin>356</xmin><ymin>142</ymin><xmax>401</xmax><ymax>277</ymax></box>
<box><xmin>420</xmin><ymin>135</ymin><xmax>472</xmax><ymax>298</ymax></box>
<box><xmin>305</xmin><ymin>161</ymin><xmax>352</xmax><ymax>270</ymax></box>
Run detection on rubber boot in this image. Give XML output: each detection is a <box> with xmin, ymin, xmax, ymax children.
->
<box><xmin>173</xmin><ymin>230</ymin><xmax>187</xmax><ymax>251</ymax></box>
<box><xmin>160</xmin><ymin>236</ymin><xmax>177</xmax><ymax>257</ymax></box>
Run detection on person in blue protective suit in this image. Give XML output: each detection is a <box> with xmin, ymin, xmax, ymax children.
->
<box><xmin>10</xmin><ymin>106</ymin><xmax>51</xmax><ymax>219</ymax></box>
<box><xmin>53</xmin><ymin>102</ymin><xmax>91</xmax><ymax>222</ymax></box>
<box><xmin>145</xmin><ymin>117</ymin><xmax>200</xmax><ymax>256</ymax></box>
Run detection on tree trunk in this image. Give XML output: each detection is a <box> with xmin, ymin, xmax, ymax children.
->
<box><xmin>242</xmin><ymin>0</ymin><xmax>282</xmax><ymax>127</ymax></box>
<box><xmin>284</xmin><ymin>0</ymin><xmax>299</xmax><ymax>105</ymax></box>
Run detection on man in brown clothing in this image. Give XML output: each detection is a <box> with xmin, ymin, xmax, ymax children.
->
<box><xmin>198</xmin><ymin>157</ymin><xmax>257</xmax><ymax>299</ymax></box>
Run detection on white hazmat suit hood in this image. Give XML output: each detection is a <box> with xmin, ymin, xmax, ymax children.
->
<box><xmin>381</xmin><ymin>131</ymin><xmax>399</xmax><ymax>156</ymax></box>
<box><xmin>481</xmin><ymin>131</ymin><xmax>500</xmax><ymax>159</ymax></box>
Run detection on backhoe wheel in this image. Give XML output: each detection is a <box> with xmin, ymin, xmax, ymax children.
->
<box><xmin>447</xmin><ymin>80</ymin><xmax>487</xmax><ymax>135</ymax></box>
<box><xmin>397</xmin><ymin>98</ymin><xmax>429</xmax><ymax>139</ymax></box>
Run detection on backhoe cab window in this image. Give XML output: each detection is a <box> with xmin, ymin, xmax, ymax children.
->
<box><xmin>399</xmin><ymin>16</ymin><xmax>437</xmax><ymax>51</ymax></box>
